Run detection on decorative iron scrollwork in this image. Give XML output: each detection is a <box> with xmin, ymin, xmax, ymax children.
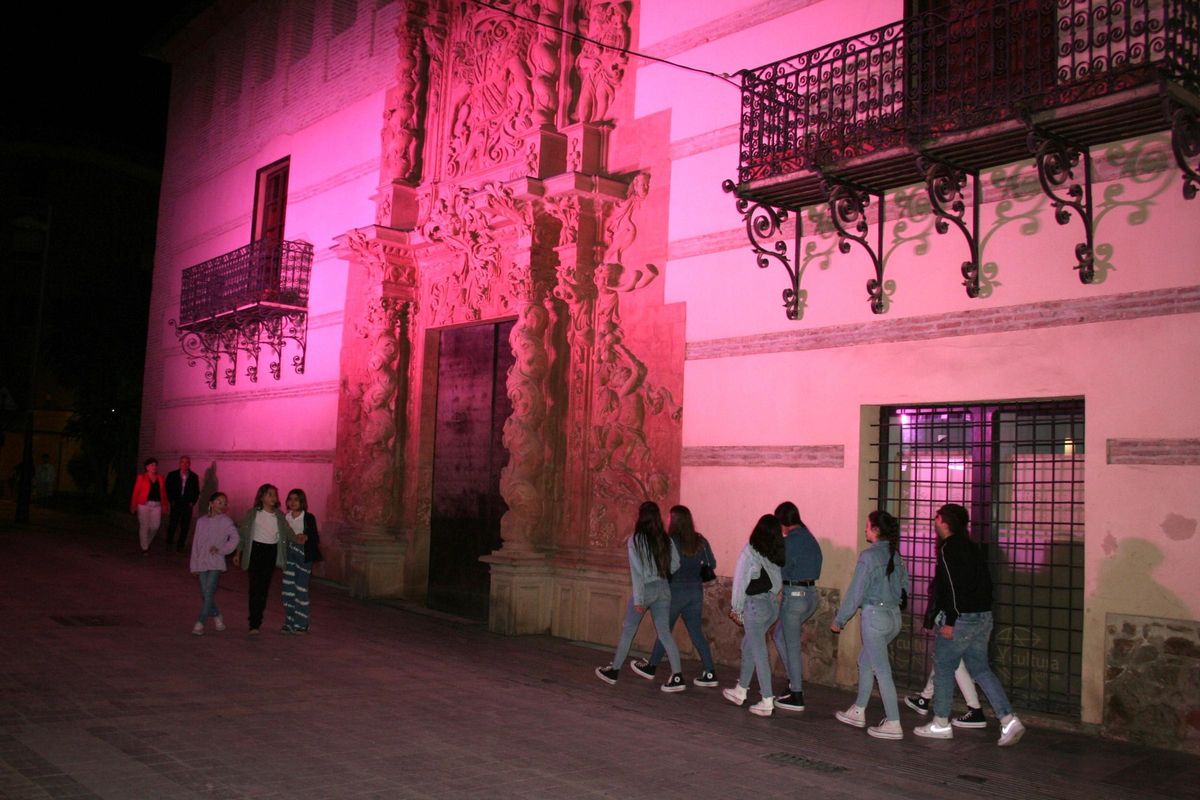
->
<box><xmin>1024</xmin><ymin>121</ymin><xmax>1096</xmax><ymax>283</ymax></box>
<box><xmin>1166</xmin><ymin>100</ymin><xmax>1200</xmax><ymax>200</ymax></box>
<box><xmin>820</xmin><ymin>176</ymin><xmax>890</xmax><ymax>314</ymax></box>
<box><xmin>917</xmin><ymin>154</ymin><xmax>982</xmax><ymax>298</ymax></box>
<box><xmin>722</xmin><ymin>179</ymin><xmax>804</xmax><ymax>320</ymax></box>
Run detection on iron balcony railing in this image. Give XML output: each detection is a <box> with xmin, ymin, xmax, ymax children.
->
<box><xmin>178</xmin><ymin>239</ymin><xmax>313</xmax><ymax>328</ymax></box>
<box><xmin>738</xmin><ymin>0</ymin><xmax>1200</xmax><ymax>184</ymax></box>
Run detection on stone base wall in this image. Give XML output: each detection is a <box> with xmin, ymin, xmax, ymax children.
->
<box><xmin>1104</xmin><ymin>613</ymin><xmax>1200</xmax><ymax>753</ymax></box>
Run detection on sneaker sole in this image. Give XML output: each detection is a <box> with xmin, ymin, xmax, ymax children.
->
<box><xmin>722</xmin><ymin>692</ymin><xmax>747</xmax><ymax>706</ymax></box>
<box><xmin>952</xmin><ymin>720</ymin><xmax>988</xmax><ymax>729</ymax></box>
<box><xmin>594</xmin><ymin>668</ymin><xmax>617</xmax><ymax>685</ymax></box>
<box><xmin>913</xmin><ymin>727</ymin><xmax>954</xmax><ymax>739</ymax></box>
<box><xmin>998</xmin><ymin>726</ymin><xmax>1025</xmax><ymax>747</ymax></box>
<box><xmin>835</xmin><ymin>712</ymin><xmax>867</xmax><ymax>728</ymax></box>
<box><xmin>867</xmin><ymin>728</ymin><xmax>903</xmax><ymax>740</ymax></box>
<box><xmin>904</xmin><ymin>698</ymin><xmax>931</xmax><ymax>715</ymax></box>
<box><xmin>749</xmin><ymin>707</ymin><xmax>773</xmax><ymax>717</ymax></box>
<box><xmin>660</xmin><ymin>684</ymin><xmax>686</xmax><ymax>693</ymax></box>
<box><xmin>693</xmin><ymin>680</ymin><xmax>718</xmax><ymax>687</ymax></box>
<box><xmin>775</xmin><ymin>700</ymin><xmax>806</xmax><ymax>711</ymax></box>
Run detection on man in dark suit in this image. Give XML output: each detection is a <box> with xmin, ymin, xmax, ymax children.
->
<box><xmin>165</xmin><ymin>456</ymin><xmax>200</xmax><ymax>552</ymax></box>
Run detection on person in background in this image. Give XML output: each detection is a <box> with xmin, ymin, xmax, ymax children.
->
<box><xmin>165</xmin><ymin>456</ymin><xmax>200</xmax><ymax>553</ymax></box>
<box><xmin>630</xmin><ymin>505</ymin><xmax>719</xmax><ymax>687</ymax></box>
<box><xmin>723</xmin><ymin>514</ymin><xmax>785</xmax><ymax>717</ymax></box>
<box><xmin>771</xmin><ymin>501</ymin><xmax>823</xmax><ymax>711</ymax></box>
<box><xmin>831</xmin><ymin>509</ymin><xmax>909</xmax><ymax>740</ymax></box>
<box><xmin>130</xmin><ymin>458</ymin><xmax>169</xmax><ymax>557</ymax></box>
<box><xmin>189</xmin><ymin>492</ymin><xmax>239</xmax><ymax>635</ymax></box>
<box><xmin>595</xmin><ymin>501</ymin><xmax>687</xmax><ymax>693</ymax></box>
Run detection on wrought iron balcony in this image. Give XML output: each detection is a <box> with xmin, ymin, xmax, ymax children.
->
<box><xmin>171</xmin><ymin>239</ymin><xmax>313</xmax><ymax>388</ymax></box>
<box><xmin>725</xmin><ymin>0</ymin><xmax>1200</xmax><ymax>318</ymax></box>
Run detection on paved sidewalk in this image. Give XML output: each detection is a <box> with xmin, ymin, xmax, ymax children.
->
<box><xmin>1</xmin><ymin>505</ymin><xmax>1196</xmax><ymax>800</ymax></box>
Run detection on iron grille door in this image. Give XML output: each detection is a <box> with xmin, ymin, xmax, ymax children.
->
<box><xmin>874</xmin><ymin>399</ymin><xmax>1084</xmax><ymax>716</ymax></box>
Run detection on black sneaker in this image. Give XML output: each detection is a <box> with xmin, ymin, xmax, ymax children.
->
<box><xmin>904</xmin><ymin>694</ymin><xmax>931</xmax><ymax>715</ymax></box>
<box><xmin>595</xmin><ymin>665</ymin><xmax>619</xmax><ymax>685</ymax></box>
<box><xmin>952</xmin><ymin>707</ymin><xmax>987</xmax><ymax>729</ymax></box>
<box><xmin>661</xmin><ymin>673</ymin><xmax>686</xmax><ymax>693</ymax></box>
<box><xmin>693</xmin><ymin>670</ymin><xmax>718</xmax><ymax>687</ymax></box>
<box><xmin>775</xmin><ymin>691</ymin><xmax>806</xmax><ymax>711</ymax></box>
<box><xmin>629</xmin><ymin>659</ymin><xmax>657</xmax><ymax>680</ymax></box>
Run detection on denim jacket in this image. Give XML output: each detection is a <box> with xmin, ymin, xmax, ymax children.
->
<box><xmin>628</xmin><ymin>535</ymin><xmax>680</xmax><ymax>607</ymax></box>
<box><xmin>731</xmin><ymin>543</ymin><xmax>782</xmax><ymax>614</ymax></box>
<box><xmin>834</xmin><ymin>539</ymin><xmax>910</xmax><ymax>628</ymax></box>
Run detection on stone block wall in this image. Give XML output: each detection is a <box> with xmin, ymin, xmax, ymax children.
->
<box><xmin>1104</xmin><ymin>613</ymin><xmax>1200</xmax><ymax>753</ymax></box>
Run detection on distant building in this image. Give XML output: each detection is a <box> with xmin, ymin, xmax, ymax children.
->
<box><xmin>145</xmin><ymin>0</ymin><xmax>1199</xmax><ymax>747</ymax></box>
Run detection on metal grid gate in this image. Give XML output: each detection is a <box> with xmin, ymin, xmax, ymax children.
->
<box><xmin>872</xmin><ymin>400</ymin><xmax>1084</xmax><ymax>716</ymax></box>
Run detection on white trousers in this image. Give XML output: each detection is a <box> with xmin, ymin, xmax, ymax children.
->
<box><xmin>137</xmin><ymin>502</ymin><xmax>162</xmax><ymax>551</ymax></box>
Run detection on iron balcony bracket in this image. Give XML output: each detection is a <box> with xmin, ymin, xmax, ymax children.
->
<box><xmin>1165</xmin><ymin>99</ymin><xmax>1200</xmax><ymax>200</ymax></box>
<box><xmin>1023</xmin><ymin>118</ymin><xmax>1096</xmax><ymax>283</ymax></box>
<box><xmin>169</xmin><ymin>310</ymin><xmax>308</xmax><ymax>390</ymax></box>
<box><xmin>917</xmin><ymin>154</ymin><xmax>983</xmax><ymax>298</ymax></box>
<box><xmin>722</xmin><ymin>179</ymin><xmax>805</xmax><ymax>320</ymax></box>
<box><xmin>170</xmin><ymin>320</ymin><xmax>240</xmax><ymax>390</ymax></box>
<box><xmin>266</xmin><ymin>312</ymin><xmax>309</xmax><ymax>380</ymax></box>
<box><xmin>820</xmin><ymin>175</ymin><xmax>889</xmax><ymax>314</ymax></box>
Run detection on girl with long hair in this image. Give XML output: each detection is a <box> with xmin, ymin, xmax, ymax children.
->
<box><xmin>630</xmin><ymin>505</ymin><xmax>719</xmax><ymax>686</ymax></box>
<box><xmin>188</xmin><ymin>492</ymin><xmax>239</xmax><ymax>634</ymax></box>
<box><xmin>595</xmin><ymin>501</ymin><xmax>687</xmax><ymax>692</ymax></box>
<box><xmin>281</xmin><ymin>488</ymin><xmax>322</xmax><ymax>634</ymax></box>
<box><xmin>723</xmin><ymin>514</ymin><xmax>785</xmax><ymax>716</ymax></box>
<box><xmin>233</xmin><ymin>484</ymin><xmax>301</xmax><ymax>634</ymax></box>
<box><xmin>830</xmin><ymin>509</ymin><xmax>910</xmax><ymax>739</ymax></box>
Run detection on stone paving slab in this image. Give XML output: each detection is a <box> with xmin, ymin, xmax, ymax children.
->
<box><xmin>1</xmin><ymin>504</ymin><xmax>1197</xmax><ymax>799</ymax></box>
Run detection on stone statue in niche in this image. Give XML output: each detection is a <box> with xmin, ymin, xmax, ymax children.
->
<box><xmin>445</xmin><ymin>7</ymin><xmax>537</xmax><ymax>177</ymax></box>
<box><xmin>572</xmin><ymin>0</ymin><xmax>630</xmax><ymax>124</ymax></box>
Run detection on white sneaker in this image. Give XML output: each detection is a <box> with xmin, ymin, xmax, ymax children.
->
<box><xmin>722</xmin><ymin>684</ymin><xmax>748</xmax><ymax>706</ymax></box>
<box><xmin>213</xmin><ymin>615</ymin><xmax>226</xmax><ymax>632</ymax></box>
<box><xmin>191</xmin><ymin>622</ymin><xmax>204</xmax><ymax>636</ymax></box>
<box><xmin>914</xmin><ymin>719</ymin><xmax>954</xmax><ymax>739</ymax></box>
<box><xmin>867</xmin><ymin>719</ymin><xmax>903</xmax><ymax>739</ymax></box>
<box><xmin>998</xmin><ymin>716</ymin><xmax>1026</xmax><ymax>747</ymax></box>
<box><xmin>749</xmin><ymin>697</ymin><xmax>774</xmax><ymax>717</ymax></box>
<box><xmin>835</xmin><ymin>705</ymin><xmax>866</xmax><ymax>728</ymax></box>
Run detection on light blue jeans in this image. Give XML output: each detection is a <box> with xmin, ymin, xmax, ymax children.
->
<box><xmin>856</xmin><ymin>604</ymin><xmax>902</xmax><ymax>721</ymax></box>
<box><xmin>773</xmin><ymin>586</ymin><xmax>818</xmax><ymax>692</ymax></box>
<box><xmin>738</xmin><ymin>594</ymin><xmax>780</xmax><ymax>695</ymax></box>
<box><xmin>646</xmin><ymin>584</ymin><xmax>714</xmax><ymax>672</ymax></box>
<box><xmin>611</xmin><ymin>580</ymin><xmax>681</xmax><ymax>674</ymax></box>
<box><xmin>933</xmin><ymin>611</ymin><xmax>1012</xmax><ymax>719</ymax></box>
<box><xmin>196</xmin><ymin>570</ymin><xmax>222</xmax><ymax>625</ymax></box>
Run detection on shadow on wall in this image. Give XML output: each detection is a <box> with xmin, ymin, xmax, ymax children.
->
<box><xmin>200</xmin><ymin>462</ymin><xmax>219</xmax><ymax>512</ymax></box>
<box><xmin>1097</xmin><ymin>537</ymin><xmax>1197</xmax><ymax>752</ymax></box>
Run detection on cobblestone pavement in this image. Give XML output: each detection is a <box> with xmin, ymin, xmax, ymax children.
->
<box><xmin>1</xmin><ymin>504</ymin><xmax>1196</xmax><ymax>799</ymax></box>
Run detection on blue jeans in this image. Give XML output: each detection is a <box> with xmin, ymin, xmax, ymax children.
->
<box><xmin>772</xmin><ymin>586</ymin><xmax>818</xmax><ymax>692</ymax></box>
<box><xmin>738</xmin><ymin>594</ymin><xmax>780</xmax><ymax>695</ymax></box>
<box><xmin>933</xmin><ymin>611</ymin><xmax>1012</xmax><ymax>719</ymax></box>
<box><xmin>856</xmin><ymin>604</ymin><xmax>902</xmax><ymax>721</ymax></box>
<box><xmin>197</xmin><ymin>570</ymin><xmax>222</xmax><ymax>625</ymax></box>
<box><xmin>611</xmin><ymin>580</ymin><xmax>681</xmax><ymax>674</ymax></box>
<box><xmin>646</xmin><ymin>584</ymin><xmax>714</xmax><ymax>672</ymax></box>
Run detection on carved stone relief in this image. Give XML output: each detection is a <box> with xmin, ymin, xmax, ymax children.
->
<box><xmin>571</xmin><ymin>0</ymin><xmax>631</xmax><ymax>124</ymax></box>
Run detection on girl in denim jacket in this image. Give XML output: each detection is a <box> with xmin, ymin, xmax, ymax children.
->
<box><xmin>723</xmin><ymin>514</ymin><xmax>785</xmax><ymax>716</ymax></box>
<box><xmin>831</xmin><ymin>509</ymin><xmax>910</xmax><ymax>739</ymax></box>
<box><xmin>596</xmin><ymin>501</ymin><xmax>687</xmax><ymax>692</ymax></box>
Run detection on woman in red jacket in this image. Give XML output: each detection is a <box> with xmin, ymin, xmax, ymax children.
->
<box><xmin>130</xmin><ymin>457</ymin><xmax>169</xmax><ymax>556</ymax></box>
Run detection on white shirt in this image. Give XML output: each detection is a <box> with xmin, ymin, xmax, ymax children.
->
<box><xmin>251</xmin><ymin>510</ymin><xmax>280</xmax><ymax>544</ymax></box>
<box><xmin>285</xmin><ymin>512</ymin><xmax>305</xmax><ymax>536</ymax></box>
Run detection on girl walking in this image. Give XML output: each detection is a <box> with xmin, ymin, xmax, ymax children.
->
<box><xmin>831</xmin><ymin>509</ymin><xmax>910</xmax><ymax>739</ymax></box>
<box><xmin>234</xmin><ymin>484</ymin><xmax>297</xmax><ymax>634</ymax></box>
<box><xmin>189</xmin><ymin>492</ymin><xmax>239</xmax><ymax>634</ymax></box>
<box><xmin>723</xmin><ymin>514</ymin><xmax>785</xmax><ymax>716</ymax></box>
<box><xmin>595</xmin><ymin>501</ymin><xmax>687</xmax><ymax>692</ymax></box>
<box><xmin>630</xmin><ymin>505</ymin><xmax>719</xmax><ymax>686</ymax></box>
<box><xmin>281</xmin><ymin>488</ymin><xmax>321</xmax><ymax>634</ymax></box>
